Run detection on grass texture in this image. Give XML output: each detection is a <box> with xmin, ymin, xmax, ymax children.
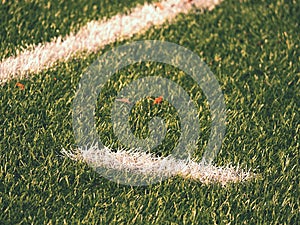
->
<box><xmin>0</xmin><ymin>0</ymin><xmax>299</xmax><ymax>224</ymax></box>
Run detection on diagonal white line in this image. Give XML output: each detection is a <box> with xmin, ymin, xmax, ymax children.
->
<box><xmin>0</xmin><ymin>0</ymin><xmax>222</xmax><ymax>83</ymax></box>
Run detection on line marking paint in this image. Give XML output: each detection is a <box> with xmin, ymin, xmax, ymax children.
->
<box><xmin>62</xmin><ymin>147</ymin><xmax>253</xmax><ymax>185</ymax></box>
<box><xmin>0</xmin><ymin>0</ymin><xmax>222</xmax><ymax>83</ymax></box>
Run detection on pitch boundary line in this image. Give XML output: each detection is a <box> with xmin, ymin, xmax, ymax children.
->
<box><xmin>62</xmin><ymin>147</ymin><xmax>253</xmax><ymax>185</ymax></box>
<box><xmin>0</xmin><ymin>0</ymin><xmax>222</xmax><ymax>83</ymax></box>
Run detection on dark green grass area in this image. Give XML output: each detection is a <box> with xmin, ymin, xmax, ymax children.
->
<box><xmin>94</xmin><ymin>63</ymin><xmax>210</xmax><ymax>158</ymax></box>
<box><xmin>0</xmin><ymin>0</ymin><xmax>155</xmax><ymax>59</ymax></box>
<box><xmin>0</xmin><ymin>0</ymin><xmax>299</xmax><ymax>224</ymax></box>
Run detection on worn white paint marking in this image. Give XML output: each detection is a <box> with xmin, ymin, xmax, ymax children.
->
<box><xmin>0</xmin><ymin>0</ymin><xmax>222</xmax><ymax>83</ymax></box>
<box><xmin>62</xmin><ymin>147</ymin><xmax>254</xmax><ymax>185</ymax></box>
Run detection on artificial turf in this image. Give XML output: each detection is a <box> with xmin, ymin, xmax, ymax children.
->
<box><xmin>0</xmin><ymin>0</ymin><xmax>155</xmax><ymax>59</ymax></box>
<box><xmin>0</xmin><ymin>0</ymin><xmax>299</xmax><ymax>224</ymax></box>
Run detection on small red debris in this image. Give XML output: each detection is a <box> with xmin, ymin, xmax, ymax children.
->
<box><xmin>154</xmin><ymin>2</ymin><xmax>164</xmax><ymax>10</ymax></box>
<box><xmin>15</xmin><ymin>82</ymin><xmax>25</xmax><ymax>90</ymax></box>
<box><xmin>153</xmin><ymin>96</ymin><xmax>163</xmax><ymax>105</ymax></box>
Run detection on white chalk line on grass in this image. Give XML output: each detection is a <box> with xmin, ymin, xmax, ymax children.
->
<box><xmin>62</xmin><ymin>147</ymin><xmax>253</xmax><ymax>185</ymax></box>
<box><xmin>1</xmin><ymin>0</ymin><xmax>255</xmax><ymax>184</ymax></box>
<box><xmin>0</xmin><ymin>0</ymin><xmax>222</xmax><ymax>83</ymax></box>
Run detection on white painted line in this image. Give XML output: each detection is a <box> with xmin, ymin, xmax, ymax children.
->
<box><xmin>0</xmin><ymin>0</ymin><xmax>222</xmax><ymax>83</ymax></box>
<box><xmin>62</xmin><ymin>147</ymin><xmax>254</xmax><ymax>185</ymax></box>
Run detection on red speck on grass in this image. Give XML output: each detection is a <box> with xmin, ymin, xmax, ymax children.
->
<box><xmin>154</xmin><ymin>2</ymin><xmax>164</xmax><ymax>10</ymax></box>
<box><xmin>16</xmin><ymin>82</ymin><xmax>25</xmax><ymax>90</ymax></box>
<box><xmin>153</xmin><ymin>96</ymin><xmax>163</xmax><ymax>105</ymax></box>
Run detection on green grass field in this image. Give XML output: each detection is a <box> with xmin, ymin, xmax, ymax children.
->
<box><xmin>0</xmin><ymin>0</ymin><xmax>299</xmax><ymax>224</ymax></box>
